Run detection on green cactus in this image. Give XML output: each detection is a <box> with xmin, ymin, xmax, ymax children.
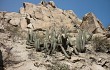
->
<box><xmin>34</xmin><ymin>38</ymin><xmax>40</xmax><ymax>51</ymax></box>
<box><xmin>59</xmin><ymin>44</ymin><xmax>71</xmax><ymax>59</ymax></box>
<box><xmin>51</xmin><ymin>40</ymin><xmax>57</xmax><ymax>54</ymax></box>
<box><xmin>73</xmin><ymin>46</ymin><xmax>79</xmax><ymax>55</ymax></box>
<box><xmin>44</xmin><ymin>40</ymin><xmax>48</xmax><ymax>51</ymax></box>
<box><xmin>26</xmin><ymin>29</ymin><xmax>35</xmax><ymax>46</ymax></box>
<box><xmin>49</xmin><ymin>28</ymin><xmax>57</xmax><ymax>55</ymax></box>
<box><xmin>57</xmin><ymin>33</ymin><xmax>62</xmax><ymax>44</ymax></box>
<box><xmin>44</xmin><ymin>29</ymin><xmax>50</xmax><ymax>52</ymax></box>
<box><xmin>32</xmin><ymin>31</ymin><xmax>37</xmax><ymax>42</ymax></box>
<box><xmin>76</xmin><ymin>29</ymin><xmax>87</xmax><ymax>53</ymax></box>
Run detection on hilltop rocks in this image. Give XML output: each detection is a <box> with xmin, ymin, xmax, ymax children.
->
<box><xmin>0</xmin><ymin>1</ymin><xmax>106</xmax><ymax>34</ymax></box>
<box><xmin>4</xmin><ymin>12</ymin><xmax>21</xmax><ymax>20</ymax></box>
<box><xmin>80</xmin><ymin>13</ymin><xmax>105</xmax><ymax>34</ymax></box>
<box><xmin>108</xmin><ymin>26</ymin><xmax>110</xmax><ymax>31</ymax></box>
<box><xmin>48</xmin><ymin>1</ymin><xmax>56</xmax><ymax>8</ymax></box>
<box><xmin>18</xmin><ymin>1</ymin><xmax>80</xmax><ymax>31</ymax></box>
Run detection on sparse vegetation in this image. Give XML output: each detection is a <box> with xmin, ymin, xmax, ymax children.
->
<box><xmin>48</xmin><ymin>62</ymin><xmax>70</xmax><ymax>70</ymax></box>
<box><xmin>92</xmin><ymin>36</ymin><xmax>110</xmax><ymax>52</ymax></box>
<box><xmin>26</xmin><ymin>26</ymin><xmax>71</xmax><ymax>58</ymax></box>
<box><xmin>1</xmin><ymin>1</ymin><xmax>110</xmax><ymax>70</ymax></box>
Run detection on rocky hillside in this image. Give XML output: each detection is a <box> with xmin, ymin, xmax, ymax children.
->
<box><xmin>0</xmin><ymin>1</ymin><xmax>110</xmax><ymax>70</ymax></box>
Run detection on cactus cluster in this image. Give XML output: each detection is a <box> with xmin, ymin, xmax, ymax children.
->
<box><xmin>26</xmin><ymin>25</ymin><xmax>91</xmax><ymax>58</ymax></box>
<box><xmin>26</xmin><ymin>26</ymin><xmax>71</xmax><ymax>58</ymax></box>
<box><xmin>26</xmin><ymin>29</ymin><xmax>41</xmax><ymax>51</ymax></box>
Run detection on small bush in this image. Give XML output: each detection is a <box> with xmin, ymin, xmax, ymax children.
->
<box><xmin>92</xmin><ymin>36</ymin><xmax>110</xmax><ymax>52</ymax></box>
<box><xmin>48</xmin><ymin>62</ymin><xmax>70</xmax><ymax>70</ymax></box>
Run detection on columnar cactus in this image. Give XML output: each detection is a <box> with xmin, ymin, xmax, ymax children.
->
<box><xmin>26</xmin><ymin>25</ymin><xmax>73</xmax><ymax>59</ymax></box>
<box><xmin>59</xmin><ymin>44</ymin><xmax>71</xmax><ymax>59</ymax></box>
<box><xmin>49</xmin><ymin>28</ymin><xmax>57</xmax><ymax>55</ymax></box>
<box><xmin>76</xmin><ymin>29</ymin><xmax>87</xmax><ymax>53</ymax></box>
<box><xmin>34</xmin><ymin>38</ymin><xmax>40</xmax><ymax>51</ymax></box>
<box><xmin>44</xmin><ymin>29</ymin><xmax>49</xmax><ymax>52</ymax></box>
<box><xmin>26</xmin><ymin>29</ymin><xmax>35</xmax><ymax>46</ymax></box>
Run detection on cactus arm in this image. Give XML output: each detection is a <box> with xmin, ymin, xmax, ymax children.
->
<box><xmin>59</xmin><ymin>44</ymin><xmax>71</xmax><ymax>59</ymax></box>
<box><xmin>73</xmin><ymin>46</ymin><xmax>79</xmax><ymax>55</ymax></box>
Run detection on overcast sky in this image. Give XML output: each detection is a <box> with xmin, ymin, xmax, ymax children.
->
<box><xmin>0</xmin><ymin>0</ymin><xmax>110</xmax><ymax>27</ymax></box>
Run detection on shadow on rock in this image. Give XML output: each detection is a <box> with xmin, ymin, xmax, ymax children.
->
<box><xmin>0</xmin><ymin>50</ymin><xmax>4</xmax><ymax>70</ymax></box>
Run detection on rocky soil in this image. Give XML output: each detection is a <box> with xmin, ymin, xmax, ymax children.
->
<box><xmin>0</xmin><ymin>1</ymin><xmax>110</xmax><ymax>70</ymax></box>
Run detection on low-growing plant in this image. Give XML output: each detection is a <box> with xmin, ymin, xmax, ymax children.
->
<box><xmin>48</xmin><ymin>62</ymin><xmax>70</xmax><ymax>70</ymax></box>
<box><xmin>92</xmin><ymin>36</ymin><xmax>110</xmax><ymax>52</ymax></box>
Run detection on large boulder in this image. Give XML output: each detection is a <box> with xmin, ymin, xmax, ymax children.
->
<box><xmin>4</xmin><ymin>12</ymin><xmax>21</xmax><ymax>19</ymax></box>
<box><xmin>80</xmin><ymin>12</ymin><xmax>105</xmax><ymax>34</ymax></box>
<box><xmin>19</xmin><ymin>1</ymin><xmax>80</xmax><ymax>32</ymax></box>
<box><xmin>108</xmin><ymin>26</ymin><xmax>110</xmax><ymax>31</ymax></box>
<box><xmin>9</xmin><ymin>18</ymin><xmax>21</xmax><ymax>26</ymax></box>
<box><xmin>20</xmin><ymin>17</ymin><xmax>27</xmax><ymax>30</ymax></box>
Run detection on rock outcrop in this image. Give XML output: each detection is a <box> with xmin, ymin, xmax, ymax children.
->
<box><xmin>19</xmin><ymin>2</ymin><xmax>81</xmax><ymax>31</ymax></box>
<box><xmin>80</xmin><ymin>12</ymin><xmax>105</xmax><ymax>34</ymax></box>
<box><xmin>0</xmin><ymin>1</ymin><xmax>106</xmax><ymax>34</ymax></box>
<box><xmin>0</xmin><ymin>1</ymin><xmax>81</xmax><ymax>33</ymax></box>
<box><xmin>108</xmin><ymin>26</ymin><xmax>110</xmax><ymax>31</ymax></box>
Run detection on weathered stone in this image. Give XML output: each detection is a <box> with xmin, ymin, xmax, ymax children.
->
<box><xmin>22</xmin><ymin>2</ymin><xmax>37</xmax><ymax>15</ymax></box>
<box><xmin>80</xmin><ymin>12</ymin><xmax>105</xmax><ymax>34</ymax></box>
<box><xmin>34</xmin><ymin>12</ymin><xmax>43</xmax><ymax>20</ymax></box>
<box><xmin>108</xmin><ymin>26</ymin><xmax>110</xmax><ymax>31</ymax></box>
<box><xmin>4</xmin><ymin>12</ymin><xmax>21</xmax><ymax>19</ymax></box>
<box><xmin>91</xmin><ymin>64</ymin><xmax>105</xmax><ymax>70</ymax></box>
<box><xmin>18</xmin><ymin>2</ymin><xmax>81</xmax><ymax>32</ymax></box>
<box><xmin>48</xmin><ymin>1</ymin><xmax>56</xmax><ymax>8</ymax></box>
<box><xmin>20</xmin><ymin>17</ymin><xmax>27</xmax><ymax>30</ymax></box>
<box><xmin>92</xmin><ymin>33</ymin><xmax>106</xmax><ymax>40</ymax></box>
<box><xmin>9</xmin><ymin>18</ymin><xmax>21</xmax><ymax>26</ymax></box>
<box><xmin>19</xmin><ymin>7</ymin><xmax>25</xmax><ymax>14</ymax></box>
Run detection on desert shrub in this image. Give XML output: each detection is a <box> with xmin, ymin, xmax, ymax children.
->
<box><xmin>92</xmin><ymin>36</ymin><xmax>110</xmax><ymax>52</ymax></box>
<box><xmin>48</xmin><ymin>62</ymin><xmax>70</xmax><ymax>70</ymax></box>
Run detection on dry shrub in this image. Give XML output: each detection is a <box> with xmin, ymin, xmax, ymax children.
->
<box><xmin>92</xmin><ymin>36</ymin><xmax>110</xmax><ymax>53</ymax></box>
<box><xmin>48</xmin><ymin>62</ymin><xmax>70</xmax><ymax>70</ymax></box>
